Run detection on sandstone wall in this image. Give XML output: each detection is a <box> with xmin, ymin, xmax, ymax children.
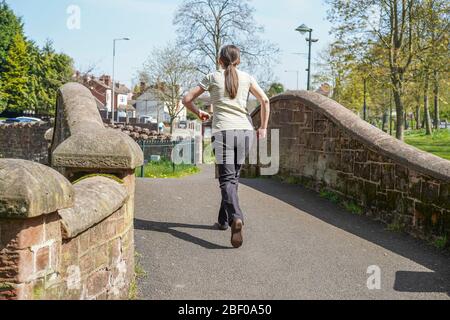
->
<box><xmin>248</xmin><ymin>91</ymin><xmax>450</xmax><ymax>244</ymax></box>
<box><xmin>0</xmin><ymin>83</ymin><xmax>143</xmax><ymax>300</ymax></box>
<box><xmin>0</xmin><ymin>121</ymin><xmax>52</xmax><ymax>164</ymax></box>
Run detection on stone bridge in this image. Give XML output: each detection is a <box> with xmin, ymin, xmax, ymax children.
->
<box><xmin>1</xmin><ymin>84</ymin><xmax>449</xmax><ymax>300</ymax></box>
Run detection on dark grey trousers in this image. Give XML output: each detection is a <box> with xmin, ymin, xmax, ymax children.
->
<box><xmin>212</xmin><ymin>130</ymin><xmax>255</xmax><ymax>227</ymax></box>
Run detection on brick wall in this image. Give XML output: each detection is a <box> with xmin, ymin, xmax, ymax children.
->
<box><xmin>0</xmin><ymin>122</ymin><xmax>52</xmax><ymax>164</ymax></box>
<box><xmin>0</xmin><ymin>165</ymin><xmax>136</xmax><ymax>300</ymax></box>
<box><xmin>1</xmin><ymin>83</ymin><xmax>143</xmax><ymax>300</ymax></box>
<box><xmin>0</xmin><ymin>208</ymin><xmax>133</xmax><ymax>300</ymax></box>
<box><xmin>248</xmin><ymin>91</ymin><xmax>450</xmax><ymax>244</ymax></box>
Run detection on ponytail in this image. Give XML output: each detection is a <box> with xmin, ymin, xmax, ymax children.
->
<box><xmin>220</xmin><ymin>45</ymin><xmax>241</xmax><ymax>99</ymax></box>
<box><xmin>224</xmin><ymin>64</ymin><xmax>239</xmax><ymax>99</ymax></box>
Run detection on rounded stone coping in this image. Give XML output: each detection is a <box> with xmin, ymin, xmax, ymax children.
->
<box><xmin>58</xmin><ymin>82</ymin><xmax>104</xmax><ymax>134</ymax></box>
<box><xmin>252</xmin><ymin>90</ymin><xmax>450</xmax><ymax>182</ymax></box>
<box><xmin>58</xmin><ymin>176</ymin><xmax>128</xmax><ymax>239</ymax></box>
<box><xmin>52</xmin><ymin>82</ymin><xmax>144</xmax><ymax>170</ymax></box>
<box><xmin>52</xmin><ymin>128</ymin><xmax>144</xmax><ymax>169</ymax></box>
<box><xmin>0</xmin><ymin>159</ymin><xmax>74</xmax><ymax>219</ymax></box>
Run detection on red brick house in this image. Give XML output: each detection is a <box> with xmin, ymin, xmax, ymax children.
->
<box><xmin>74</xmin><ymin>72</ymin><xmax>136</xmax><ymax>120</ymax></box>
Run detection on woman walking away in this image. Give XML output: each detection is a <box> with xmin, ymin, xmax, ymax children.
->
<box><xmin>182</xmin><ymin>45</ymin><xmax>271</xmax><ymax>249</ymax></box>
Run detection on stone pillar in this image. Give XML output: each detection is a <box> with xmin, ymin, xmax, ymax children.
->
<box><xmin>50</xmin><ymin>83</ymin><xmax>143</xmax><ymax>297</ymax></box>
<box><xmin>0</xmin><ymin>160</ymin><xmax>74</xmax><ymax>300</ymax></box>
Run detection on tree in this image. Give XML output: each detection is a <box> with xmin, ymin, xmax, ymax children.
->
<box><xmin>29</xmin><ymin>40</ymin><xmax>73</xmax><ymax>114</ymax></box>
<box><xmin>0</xmin><ymin>33</ymin><xmax>32</xmax><ymax>112</ymax></box>
<box><xmin>0</xmin><ymin>0</ymin><xmax>23</xmax><ymax>74</ymax></box>
<box><xmin>420</xmin><ymin>0</ymin><xmax>449</xmax><ymax>129</ymax></box>
<box><xmin>266</xmin><ymin>83</ymin><xmax>284</xmax><ymax>98</ymax></box>
<box><xmin>0</xmin><ymin>3</ymin><xmax>73</xmax><ymax>115</ymax></box>
<box><xmin>141</xmin><ymin>43</ymin><xmax>197</xmax><ymax>134</ymax></box>
<box><xmin>327</xmin><ymin>0</ymin><xmax>426</xmax><ymax>141</ymax></box>
<box><xmin>173</xmin><ymin>0</ymin><xmax>279</xmax><ymax>79</ymax></box>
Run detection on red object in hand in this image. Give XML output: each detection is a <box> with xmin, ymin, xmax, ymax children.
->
<box><xmin>198</xmin><ymin>110</ymin><xmax>211</xmax><ymax>122</ymax></box>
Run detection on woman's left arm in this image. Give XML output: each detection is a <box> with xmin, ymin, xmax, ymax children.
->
<box><xmin>182</xmin><ymin>86</ymin><xmax>211</xmax><ymax>121</ymax></box>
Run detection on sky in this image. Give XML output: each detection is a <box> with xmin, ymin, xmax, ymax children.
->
<box><xmin>7</xmin><ymin>0</ymin><xmax>334</xmax><ymax>90</ymax></box>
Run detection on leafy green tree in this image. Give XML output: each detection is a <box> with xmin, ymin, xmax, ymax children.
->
<box><xmin>266</xmin><ymin>83</ymin><xmax>284</xmax><ymax>98</ymax></box>
<box><xmin>326</xmin><ymin>0</ymin><xmax>426</xmax><ymax>140</ymax></box>
<box><xmin>0</xmin><ymin>33</ymin><xmax>32</xmax><ymax>112</ymax></box>
<box><xmin>0</xmin><ymin>2</ymin><xmax>73</xmax><ymax>115</ymax></box>
<box><xmin>29</xmin><ymin>40</ymin><xmax>73</xmax><ymax>114</ymax></box>
<box><xmin>0</xmin><ymin>0</ymin><xmax>23</xmax><ymax>74</ymax></box>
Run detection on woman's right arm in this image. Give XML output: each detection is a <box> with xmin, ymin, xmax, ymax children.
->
<box><xmin>182</xmin><ymin>86</ymin><xmax>211</xmax><ymax>121</ymax></box>
<box><xmin>250</xmin><ymin>82</ymin><xmax>270</xmax><ymax>139</ymax></box>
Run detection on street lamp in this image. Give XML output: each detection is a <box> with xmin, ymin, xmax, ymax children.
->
<box><xmin>295</xmin><ymin>24</ymin><xmax>318</xmax><ymax>91</ymax></box>
<box><xmin>285</xmin><ymin>70</ymin><xmax>300</xmax><ymax>90</ymax></box>
<box><xmin>112</xmin><ymin>37</ymin><xmax>130</xmax><ymax>125</ymax></box>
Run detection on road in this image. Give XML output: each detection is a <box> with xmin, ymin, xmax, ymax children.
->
<box><xmin>134</xmin><ymin>165</ymin><xmax>450</xmax><ymax>300</ymax></box>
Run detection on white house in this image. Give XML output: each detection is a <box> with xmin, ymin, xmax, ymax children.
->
<box><xmin>135</xmin><ymin>90</ymin><xmax>186</xmax><ymax>124</ymax></box>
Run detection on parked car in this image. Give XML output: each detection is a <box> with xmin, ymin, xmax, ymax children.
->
<box><xmin>439</xmin><ymin>121</ymin><xmax>449</xmax><ymax>129</ymax></box>
<box><xmin>4</xmin><ymin>117</ymin><xmax>43</xmax><ymax>123</ymax></box>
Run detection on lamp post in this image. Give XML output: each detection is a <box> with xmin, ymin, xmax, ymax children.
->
<box><xmin>295</xmin><ymin>24</ymin><xmax>318</xmax><ymax>91</ymax></box>
<box><xmin>285</xmin><ymin>70</ymin><xmax>300</xmax><ymax>90</ymax></box>
<box><xmin>112</xmin><ymin>37</ymin><xmax>130</xmax><ymax>125</ymax></box>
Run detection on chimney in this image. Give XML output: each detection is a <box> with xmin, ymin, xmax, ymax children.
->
<box><xmin>100</xmin><ymin>75</ymin><xmax>111</xmax><ymax>87</ymax></box>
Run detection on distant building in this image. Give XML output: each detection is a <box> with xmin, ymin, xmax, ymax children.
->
<box><xmin>134</xmin><ymin>82</ymin><xmax>186</xmax><ymax>124</ymax></box>
<box><xmin>74</xmin><ymin>72</ymin><xmax>136</xmax><ymax>120</ymax></box>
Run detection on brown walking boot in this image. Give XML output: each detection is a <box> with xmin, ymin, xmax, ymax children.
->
<box><xmin>231</xmin><ymin>219</ymin><xmax>244</xmax><ymax>248</ymax></box>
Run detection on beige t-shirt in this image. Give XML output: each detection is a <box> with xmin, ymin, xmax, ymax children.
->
<box><xmin>199</xmin><ymin>69</ymin><xmax>261</xmax><ymax>133</ymax></box>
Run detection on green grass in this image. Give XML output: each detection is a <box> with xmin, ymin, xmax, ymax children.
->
<box><xmin>318</xmin><ymin>189</ymin><xmax>363</xmax><ymax>215</ymax></box>
<box><xmin>432</xmin><ymin>236</ymin><xmax>448</xmax><ymax>250</ymax></box>
<box><xmin>129</xmin><ymin>252</ymin><xmax>147</xmax><ymax>300</ymax></box>
<box><xmin>387</xmin><ymin>221</ymin><xmax>405</xmax><ymax>233</ymax></box>
<box><xmin>137</xmin><ymin>160</ymin><xmax>200</xmax><ymax>179</ymax></box>
<box><xmin>404</xmin><ymin>129</ymin><xmax>450</xmax><ymax>160</ymax></box>
<box><xmin>320</xmin><ymin>189</ymin><xmax>340</xmax><ymax>204</ymax></box>
<box><xmin>203</xmin><ymin>141</ymin><xmax>216</xmax><ymax>164</ymax></box>
<box><xmin>284</xmin><ymin>176</ymin><xmax>303</xmax><ymax>185</ymax></box>
<box><xmin>343</xmin><ymin>201</ymin><xmax>363</xmax><ymax>215</ymax></box>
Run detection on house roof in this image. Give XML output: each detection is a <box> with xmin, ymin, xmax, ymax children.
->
<box><xmin>115</xmin><ymin>84</ymin><xmax>131</xmax><ymax>95</ymax></box>
<box><xmin>94</xmin><ymin>96</ymin><xmax>106</xmax><ymax>110</ymax></box>
<box><xmin>89</xmin><ymin>78</ymin><xmax>130</xmax><ymax>94</ymax></box>
<box><xmin>90</xmin><ymin>79</ymin><xmax>109</xmax><ymax>90</ymax></box>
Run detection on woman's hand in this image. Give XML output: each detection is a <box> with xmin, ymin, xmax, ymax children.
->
<box><xmin>197</xmin><ymin>110</ymin><xmax>211</xmax><ymax>122</ymax></box>
<box><xmin>257</xmin><ymin>128</ymin><xmax>267</xmax><ymax>140</ymax></box>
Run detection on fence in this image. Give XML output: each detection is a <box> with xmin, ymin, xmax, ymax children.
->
<box><xmin>137</xmin><ymin>139</ymin><xmax>196</xmax><ymax>177</ymax></box>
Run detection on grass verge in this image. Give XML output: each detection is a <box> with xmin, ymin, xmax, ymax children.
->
<box><xmin>404</xmin><ymin>129</ymin><xmax>450</xmax><ymax>160</ymax></box>
<box><xmin>137</xmin><ymin>160</ymin><xmax>200</xmax><ymax>179</ymax></box>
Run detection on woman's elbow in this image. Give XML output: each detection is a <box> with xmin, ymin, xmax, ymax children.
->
<box><xmin>182</xmin><ymin>95</ymin><xmax>191</xmax><ymax>105</ymax></box>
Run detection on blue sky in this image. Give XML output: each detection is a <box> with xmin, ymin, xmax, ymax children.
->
<box><xmin>7</xmin><ymin>0</ymin><xmax>334</xmax><ymax>90</ymax></box>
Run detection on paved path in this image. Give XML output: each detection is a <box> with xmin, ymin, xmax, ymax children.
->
<box><xmin>135</xmin><ymin>165</ymin><xmax>450</xmax><ymax>300</ymax></box>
